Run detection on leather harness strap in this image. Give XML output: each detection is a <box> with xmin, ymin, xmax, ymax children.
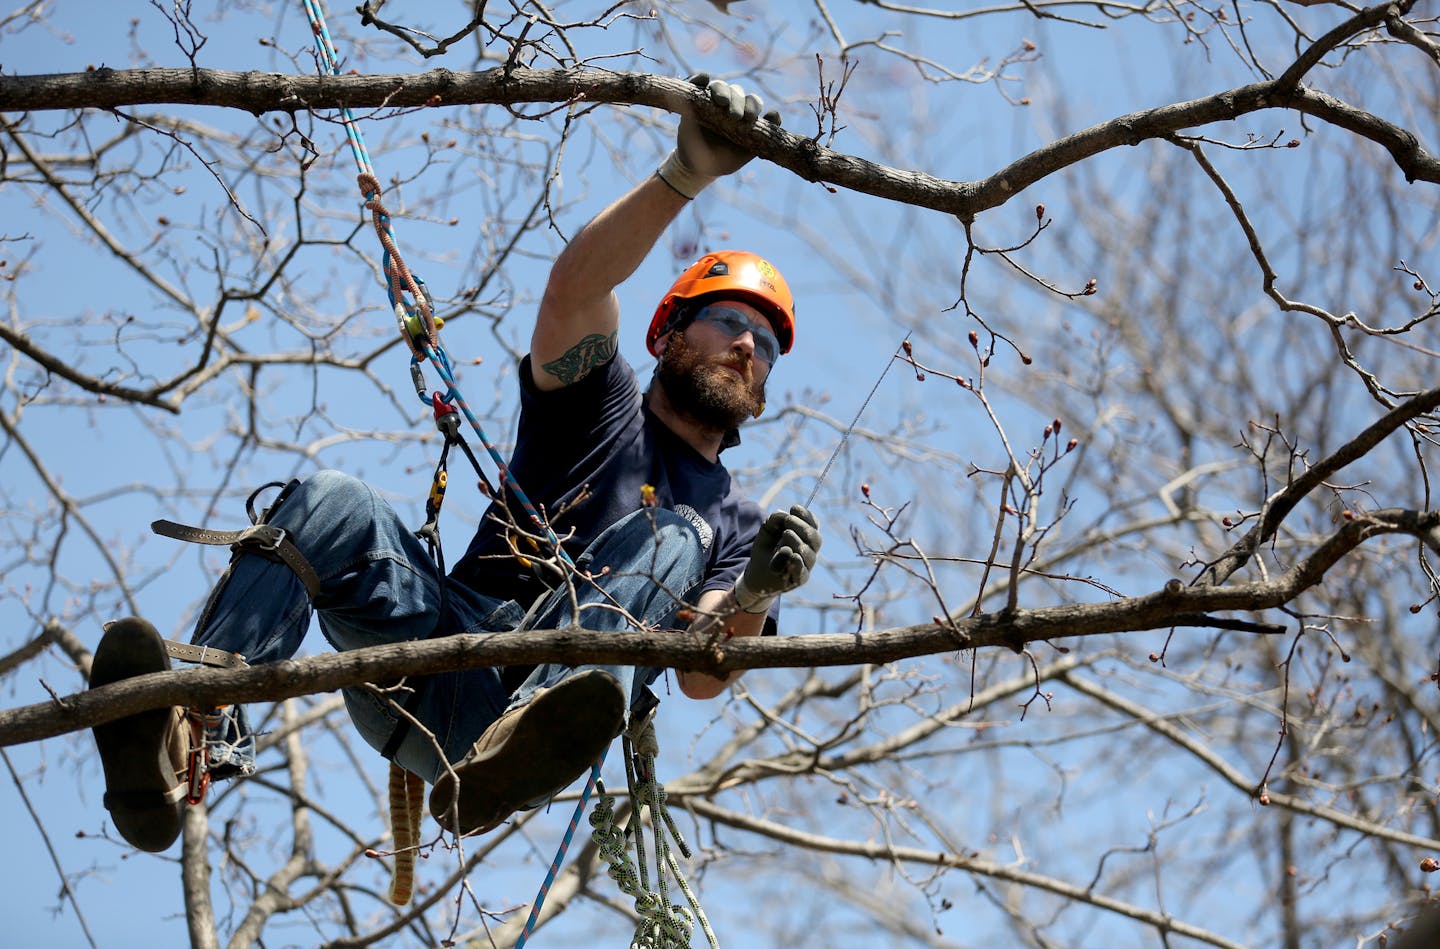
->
<box><xmin>162</xmin><ymin>640</ymin><xmax>249</xmax><ymax>670</ymax></box>
<box><xmin>152</xmin><ymin>519</ymin><xmax>322</xmax><ymax>599</ymax></box>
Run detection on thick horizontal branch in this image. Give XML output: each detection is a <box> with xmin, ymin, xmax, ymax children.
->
<box><xmin>7</xmin><ymin>502</ymin><xmax>1436</xmax><ymax>749</ymax></box>
<box><xmin>0</xmin><ymin>56</ymin><xmax>1435</xmax><ymax>221</ymax></box>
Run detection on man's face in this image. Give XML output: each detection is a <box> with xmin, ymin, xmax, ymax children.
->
<box><xmin>655</xmin><ymin>299</ymin><xmax>774</xmax><ymax>432</ymax></box>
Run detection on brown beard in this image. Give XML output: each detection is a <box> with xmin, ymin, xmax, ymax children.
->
<box><xmin>655</xmin><ymin>328</ymin><xmax>766</xmax><ymax>433</ymax></box>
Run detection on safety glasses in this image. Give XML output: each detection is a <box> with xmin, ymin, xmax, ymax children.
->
<box><xmin>691</xmin><ymin>304</ymin><xmax>781</xmax><ymax>364</ymax></box>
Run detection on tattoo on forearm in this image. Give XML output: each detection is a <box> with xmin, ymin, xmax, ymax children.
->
<box><xmin>542</xmin><ymin>331</ymin><xmax>617</xmax><ymax>385</ymax></box>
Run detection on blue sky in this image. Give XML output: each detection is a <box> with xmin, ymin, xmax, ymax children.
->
<box><xmin>3</xmin><ymin>2</ymin><xmax>1430</xmax><ymax>947</ymax></box>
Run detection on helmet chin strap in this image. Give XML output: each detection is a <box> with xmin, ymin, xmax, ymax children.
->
<box><xmin>649</xmin><ymin>297</ymin><xmax>701</xmax><ymax>356</ymax></box>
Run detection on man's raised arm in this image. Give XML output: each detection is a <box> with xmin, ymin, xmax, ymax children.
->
<box><xmin>530</xmin><ymin>75</ymin><xmax>782</xmax><ymax>392</ymax></box>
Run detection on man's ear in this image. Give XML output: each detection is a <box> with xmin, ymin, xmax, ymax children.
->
<box><xmin>653</xmin><ymin>331</ymin><xmax>671</xmax><ymax>356</ymax></box>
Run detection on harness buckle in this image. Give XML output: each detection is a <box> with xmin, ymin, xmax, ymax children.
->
<box><xmin>247</xmin><ymin>524</ymin><xmax>288</xmax><ymax>552</ymax></box>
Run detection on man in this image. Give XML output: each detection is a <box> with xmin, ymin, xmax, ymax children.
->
<box><xmin>89</xmin><ymin>74</ymin><xmax>821</xmax><ymax>851</ymax></box>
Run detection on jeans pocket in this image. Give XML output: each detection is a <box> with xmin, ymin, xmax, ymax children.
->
<box><xmin>469</xmin><ymin>598</ymin><xmax>525</xmax><ymax>633</ymax></box>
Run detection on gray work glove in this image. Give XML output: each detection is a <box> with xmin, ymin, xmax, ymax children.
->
<box><xmin>657</xmin><ymin>73</ymin><xmax>782</xmax><ymax>199</ymax></box>
<box><xmin>733</xmin><ymin>505</ymin><xmax>821</xmax><ymax>614</ymax></box>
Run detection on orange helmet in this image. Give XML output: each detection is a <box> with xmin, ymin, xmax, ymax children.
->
<box><xmin>647</xmin><ymin>250</ymin><xmax>795</xmax><ymax>356</ymax></box>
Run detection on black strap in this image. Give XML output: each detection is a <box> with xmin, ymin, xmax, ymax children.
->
<box><xmin>246</xmin><ymin>479</ymin><xmax>296</xmax><ymax>524</ymax></box>
<box><xmin>414</xmin><ymin>437</ymin><xmax>454</xmax><ymax>573</ymax></box>
<box><xmin>381</xmin><ymin>428</ymin><xmax>475</xmax><ymax>763</ymax></box>
<box><xmin>378</xmin><ymin>680</ymin><xmax>429</xmax><ymax>760</ymax></box>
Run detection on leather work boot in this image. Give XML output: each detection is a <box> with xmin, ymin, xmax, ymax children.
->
<box><xmin>429</xmin><ymin>669</ymin><xmax>625</xmax><ymax>836</ymax></box>
<box><xmin>90</xmin><ymin>617</ymin><xmax>194</xmax><ymax>852</ymax></box>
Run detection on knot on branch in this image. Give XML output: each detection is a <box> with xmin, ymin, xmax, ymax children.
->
<box><xmin>797</xmin><ymin>137</ymin><xmax>825</xmax><ymax>184</ymax></box>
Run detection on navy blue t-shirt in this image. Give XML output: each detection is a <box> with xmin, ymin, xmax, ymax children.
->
<box><xmin>449</xmin><ymin>353</ymin><xmax>778</xmax><ymax>636</ymax></box>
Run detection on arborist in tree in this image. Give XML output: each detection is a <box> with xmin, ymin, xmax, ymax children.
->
<box><xmin>88</xmin><ymin>75</ymin><xmax>822</xmax><ymax>852</ymax></box>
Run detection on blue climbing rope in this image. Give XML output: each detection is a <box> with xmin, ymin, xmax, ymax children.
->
<box><xmin>513</xmin><ymin>760</ymin><xmax>606</xmax><ymax>949</ymax></box>
<box><xmin>299</xmin><ymin>1</ymin><xmax>597</xmax><ymax>940</ymax></box>
<box><xmin>300</xmin><ymin>0</ymin><xmax>569</xmax><ymax>569</ymax></box>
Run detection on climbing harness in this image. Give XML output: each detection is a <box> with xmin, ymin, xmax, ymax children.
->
<box><xmin>152</xmin><ymin>479</ymin><xmax>322</xmax><ymax>652</ymax></box>
<box><xmin>146</xmin><ymin>478</ymin><xmax>292</xmax><ymax>803</ymax></box>
<box><xmin>152</xmin><ymin>480</ymin><xmax>322</xmax><ymax>600</ymax></box>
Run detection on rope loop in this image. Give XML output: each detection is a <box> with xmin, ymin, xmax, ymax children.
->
<box><xmin>351</xmin><ymin>171</ymin><xmax>437</xmax><ymax>357</ymax></box>
<box><xmin>589</xmin><ymin>729</ymin><xmax>719</xmax><ymax>948</ymax></box>
<box><xmin>634</xmin><ymin>778</ymin><xmax>665</xmax><ymax>810</ymax></box>
<box><xmin>356</xmin><ymin>171</ymin><xmax>381</xmax><ymax>200</ymax></box>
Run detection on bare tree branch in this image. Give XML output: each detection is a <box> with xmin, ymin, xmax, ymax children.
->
<box><xmin>685</xmin><ymin>798</ymin><xmax>1253</xmax><ymax>949</ymax></box>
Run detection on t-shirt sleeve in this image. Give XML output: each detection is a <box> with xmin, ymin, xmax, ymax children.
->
<box><xmin>517</xmin><ymin>351</ymin><xmax>635</xmax><ymax>432</ymax></box>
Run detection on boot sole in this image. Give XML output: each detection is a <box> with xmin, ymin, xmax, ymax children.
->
<box><xmin>90</xmin><ymin>618</ymin><xmax>185</xmax><ymax>852</ymax></box>
<box><xmin>430</xmin><ymin>670</ymin><xmax>624</xmax><ymax>836</ymax></box>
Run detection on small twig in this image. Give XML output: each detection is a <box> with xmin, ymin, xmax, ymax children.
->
<box><xmin>1</xmin><ymin>748</ymin><xmax>98</xmax><ymax>947</ymax></box>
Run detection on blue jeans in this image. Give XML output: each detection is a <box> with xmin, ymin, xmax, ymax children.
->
<box><xmin>191</xmin><ymin>470</ymin><xmax>706</xmax><ymax>784</ymax></box>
